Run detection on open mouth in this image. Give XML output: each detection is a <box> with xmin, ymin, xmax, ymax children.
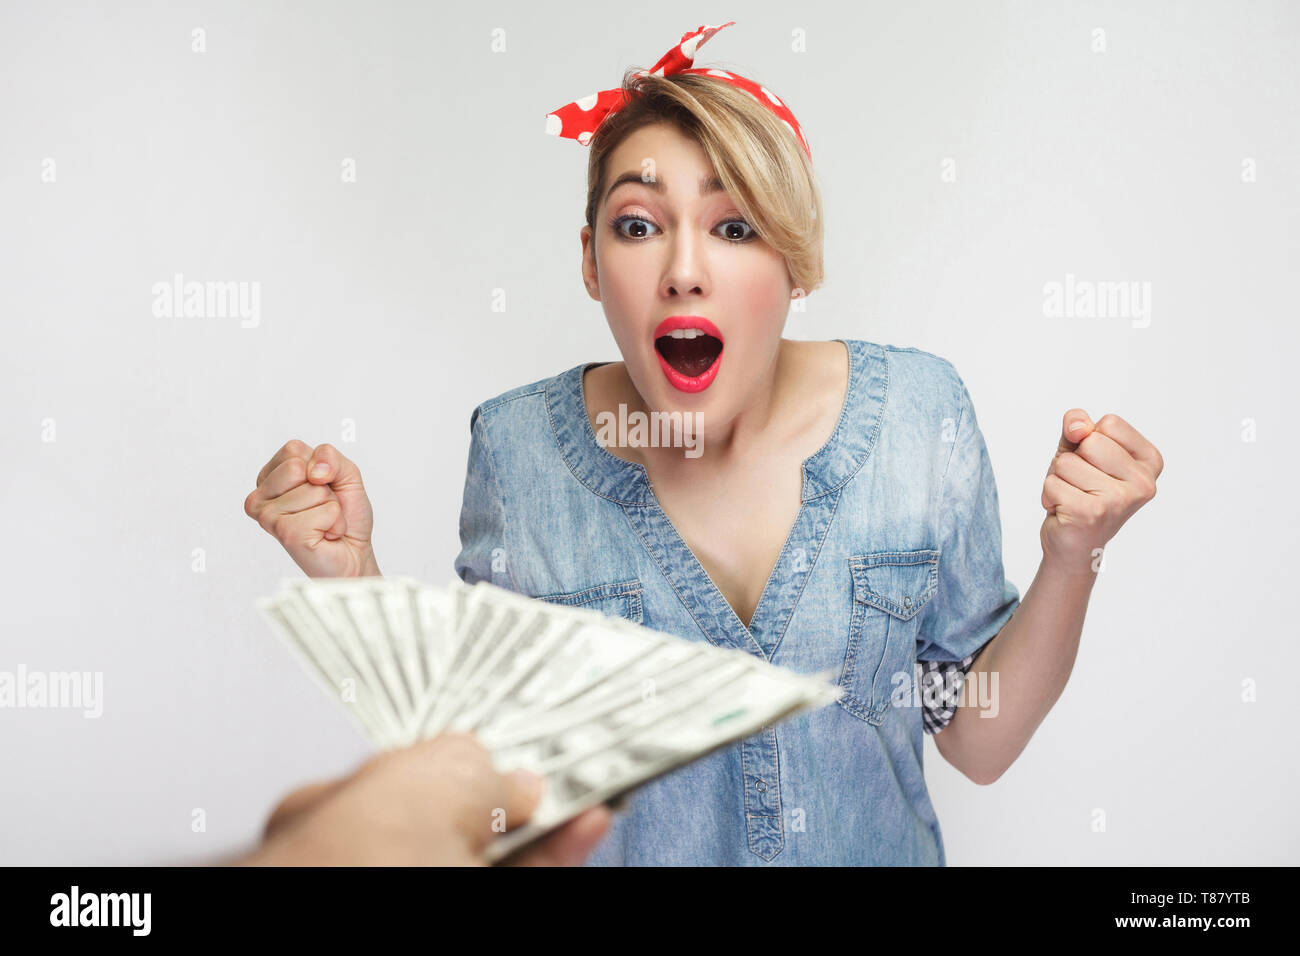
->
<box><xmin>654</xmin><ymin>330</ymin><xmax>724</xmax><ymax>379</ymax></box>
<box><xmin>653</xmin><ymin>316</ymin><xmax>725</xmax><ymax>393</ymax></box>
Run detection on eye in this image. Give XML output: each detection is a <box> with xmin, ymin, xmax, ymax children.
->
<box><xmin>714</xmin><ymin>218</ymin><xmax>756</xmax><ymax>242</ymax></box>
<box><xmin>609</xmin><ymin>214</ymin><xmax>660</xmax><ymax>240</ymax></box>
<box><xmin>606</xmin><ymin>213</ymin><xmax>758</xmax><ymax>243</ymax></box>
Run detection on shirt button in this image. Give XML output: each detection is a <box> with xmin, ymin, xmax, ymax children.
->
<box><xmin>755</xmin><ymin>779</ymin><xmax>767</xmax><ymax>793</ymax></box>
<box><xmin>903</xmin><ymin>595</ymin><xmax>912</xmax><ymax>608</ymax></box>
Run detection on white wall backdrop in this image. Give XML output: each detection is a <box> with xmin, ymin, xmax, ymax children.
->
<box><xmin>1</xmin><ymin>0</ymin><xmax>1295</xmax><ymax>865</ymax></box>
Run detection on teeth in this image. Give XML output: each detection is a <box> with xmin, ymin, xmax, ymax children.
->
<box><xmin>667</xmin><ymin>328</ymin><xmax>704</xmax><ymax>339</ymax></box>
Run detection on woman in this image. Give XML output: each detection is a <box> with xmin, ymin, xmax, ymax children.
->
<box><xmin>246</xmin><ymin>22</ymin><xmax>1161</xmax><ymax>866</ymax></box>
<box><xmin>451</xmin><ymin>21</ymin><xmax>1162</xmax><ymax>865</ymax></box>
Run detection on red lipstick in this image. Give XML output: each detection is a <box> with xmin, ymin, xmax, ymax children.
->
<box><xmin>653</xmin><ymin>315</ymin><xmax>724</xmax><ymax>393</ymax></box>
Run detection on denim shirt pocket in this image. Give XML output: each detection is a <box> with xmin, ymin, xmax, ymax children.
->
<box><xmin>837</xmin><ymin>549</ymin><xmax>940</xmax><ymax>725</ymax></box>
<box><xmin>533</xmin><ymin>578</ymin><xmax>645</xmax><ymax>626</ymax></box>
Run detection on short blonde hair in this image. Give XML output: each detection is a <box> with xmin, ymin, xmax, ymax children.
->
<box><xmin>585</xmin><ymin>71</ymin><xmax>824</xmax><ymax>297</ymax></box>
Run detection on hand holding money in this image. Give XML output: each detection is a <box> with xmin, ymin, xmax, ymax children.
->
<box><xmin>244</xmin><ymin>440</ymin><xmax>381</xmax><ymax>578</ymax></box>
<box><xmin>243</xmin><ymin>733</ymin><xmax>613</xmax><ymax>866</ymax></box>
<box><xmin>257</xmin><ymin>576</ymin><xmax>844</xmax><ymax>863</ymax></box>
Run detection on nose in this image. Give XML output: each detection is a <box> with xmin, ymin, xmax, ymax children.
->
<box><xmin>660</xmin><ymin>229</ymin><xmax>708</xmax><ymax>300</ymax></box>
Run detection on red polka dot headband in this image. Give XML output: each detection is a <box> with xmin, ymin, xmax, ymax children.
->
<box><xmin>543</xmin><ymin>20</ymin><xmax>812</xmax><ymax>162</ymax></box>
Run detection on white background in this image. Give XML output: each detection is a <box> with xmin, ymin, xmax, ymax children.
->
<box><xmin>1</xmin><ymin>0</ymin><xmax>1295</xmax><ymax>865</ymax></box>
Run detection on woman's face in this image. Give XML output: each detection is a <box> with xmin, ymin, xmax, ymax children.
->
<box><xmin>580</xmin><ymin>122</ymin><xmax>794</xmax><ymax>421</ymax></box>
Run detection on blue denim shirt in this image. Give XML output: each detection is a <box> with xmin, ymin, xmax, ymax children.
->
<box><xmin>454</xmin><ymin>338</ymin><xmax>1021</xmax><ymax>865</ymax></box>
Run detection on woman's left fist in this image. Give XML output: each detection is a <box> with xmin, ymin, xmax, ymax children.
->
<box><xmin>1041</xmin><ymin>410</ymin><xmax>1163</xmax><ymax>573</ymax></box>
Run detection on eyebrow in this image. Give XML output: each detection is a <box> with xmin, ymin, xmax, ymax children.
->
<box><xmin>603</xmin><ymin>171</ymin><xmax>726</xmax><ymax>207</ymax></box>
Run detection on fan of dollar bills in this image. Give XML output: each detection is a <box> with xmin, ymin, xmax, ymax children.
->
<box><xmin>256</xmin><ymin>575</ymin><xmax>843</xmax><ymax>862</ymax></box>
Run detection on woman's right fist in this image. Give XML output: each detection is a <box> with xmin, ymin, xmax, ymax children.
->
<box><xmin>244</xmin><ymin>440</ymin><xmax>379</xmax><ymax>579</ymax></box>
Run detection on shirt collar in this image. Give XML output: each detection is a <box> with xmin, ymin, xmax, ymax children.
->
<box><xmin>546</xmin><ymin>338</ymin><xmax>888</xmax><ymax>506</ymax></box>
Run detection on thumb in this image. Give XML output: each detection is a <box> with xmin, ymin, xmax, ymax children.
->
<box><xmin>306</xmin><ymin>443</ymin><xmax>363</xmax><ymax>540</ymax></box>
<box><xmin>1056</xmin><ymin>409</ymin><xmax>1093</xmax><ymax>456</ymax></box>
<box><xmin>499</xmin><ymin>769</ymin><xmax>544</xmax><ymax>833</ymax></box>
<box><xmin>305</xmin><ymin>443</ymin><xmax>364</xmax><ymax>490</ymax></box>
<box><xmin>471</xmin><ymin>769</ymin><xmax>544</xmax><ymax>857</ymax></box>
<box><xmin>504</xmin><ymin>805</ymin><xmax>614</xmax><ymax>867</ymax></box>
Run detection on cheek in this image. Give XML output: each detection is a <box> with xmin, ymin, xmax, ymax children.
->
<box><xmin>597</xmin><ymin>240</ymin><xmax>655</xmax><ymax>304</ymax></box>
<box><xmin>729</xmin><ymin>256</ymin><xmax>791</xmax><ymax>329</ymax></box>
<box><xmin>594</xmin><ymin>243</ymin><xmax>652</xmax><ymax>356</ymax></box>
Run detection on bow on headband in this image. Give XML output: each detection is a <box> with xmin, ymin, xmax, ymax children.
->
<box><xmin>543</xmin><ymin>21</ymin><xmax>811</xmax><ymax>161</ymax></box>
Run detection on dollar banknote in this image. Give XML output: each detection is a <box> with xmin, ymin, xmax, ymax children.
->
<box><xmin>256</xmin><ymin>576</ymin><xmax>843</xmax><ymax>864</ymax></box>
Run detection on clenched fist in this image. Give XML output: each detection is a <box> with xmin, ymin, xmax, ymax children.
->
<box><xmin>244</xmin><ymin>440</ymin><xmax>380</xmax><ymax>578</ymax></box>
<box><xmin>1041</xmin><ymin>410</ymin><xmax>1164</xmax><ymax>573</ymax></box>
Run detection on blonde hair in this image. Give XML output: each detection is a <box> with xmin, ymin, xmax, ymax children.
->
<box><xmin>584</xmin><ymin>71</ymin><xmax>824</xmax><ymax>297</ymax></box>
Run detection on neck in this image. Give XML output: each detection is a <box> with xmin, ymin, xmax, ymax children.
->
<box><xmin>587</xmin><ymin>339</ymin><xmax>798</xmax><ymax>470</ymax></box>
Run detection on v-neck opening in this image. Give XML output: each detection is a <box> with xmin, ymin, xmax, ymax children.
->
<box><xmin>577</xmin><ymin>339</ymin><xmax>856</xmax><ymax>641</ymax></box>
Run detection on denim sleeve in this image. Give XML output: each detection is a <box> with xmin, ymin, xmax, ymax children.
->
<box><xmin>452</xmin><ymin>404</ymin><xmax>513</xmax><ymax>588</ymax></box>
<box><xmin>916</xmin><ymin>372</ymin><xmax>1020</xmax><ymax>731</ymax></box>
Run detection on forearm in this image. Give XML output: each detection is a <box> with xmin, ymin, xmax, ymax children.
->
<box><xmin>228</xmin><ymin>803</ymin><xmax>376</xmax><ymax>866</ymax></box>
<box><xmin>229</xmin><ymin>821</ymin><xmax>365</xmax><ymax>866</ymax></box>
<box><xmin>228</xmin><ymin>835</ymin><xmax>301</xmax><ymax>866</ymax></box>
<box><xmin>935</xmin><ymin>556</ymin><xmax>1096</xmax><ymax>784</ymax></box>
